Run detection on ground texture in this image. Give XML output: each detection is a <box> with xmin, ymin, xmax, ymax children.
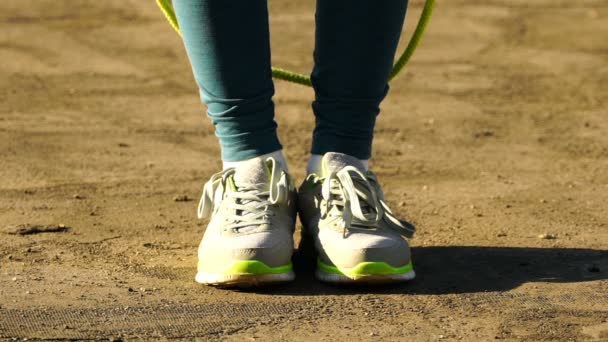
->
<box><xmin>1</xmin><ymin>0</ymin><xmax>607</xmax><ymax>340</ymax></box>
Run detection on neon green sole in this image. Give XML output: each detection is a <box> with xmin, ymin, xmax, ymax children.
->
<box><xmin>198</xmin><ymin>260</ymin><xmax>293</xmax><ymax>276</ymax></box>
<box><xmin>317</xmin><ymin>259</ymin><xmax>413</xmax><ymax>277</ymax></box>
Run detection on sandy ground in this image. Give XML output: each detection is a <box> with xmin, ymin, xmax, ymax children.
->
<box><xmin>1</xmin><ymin>0</ymin><xmax>608</xmax><ymax>340</ymax></box>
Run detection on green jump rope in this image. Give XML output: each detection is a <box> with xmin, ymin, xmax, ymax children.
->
<box><xmin>156</xmin><ymin>0</ymin><xmax>435</xmax><ymax>87</ymax></box>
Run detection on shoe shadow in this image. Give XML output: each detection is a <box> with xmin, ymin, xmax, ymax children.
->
<box><xmin>251</xmin><ymin>246</ymin><xmax>607</xmax><ymax>295</ymax></box>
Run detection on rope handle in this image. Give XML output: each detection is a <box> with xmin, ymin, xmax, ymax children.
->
<box><xmin>156</xmin><ymin>0</ymin><xmax>435</xmax><ymax>87</ymax></box>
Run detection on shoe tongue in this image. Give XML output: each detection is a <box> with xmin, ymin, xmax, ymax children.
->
<box><xmin>233</xmin><ymin>158</ymin><xmax>270</xmax><ymax>188</ymax></box>
<box><xmin>322</xmin><ymin>152</ymin><xmax>366</xmax><ymax>175</ymax></box>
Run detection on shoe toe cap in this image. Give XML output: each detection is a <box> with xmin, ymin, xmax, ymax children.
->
<box><xmin>199</xmin><ymin>230</ymin><xmax>293</xmax><ymax>270</ymax></box>
<box><xmin>317</xmin><ymin>229</ymin><xmax>411</xmax><ymax>269</ymax></box>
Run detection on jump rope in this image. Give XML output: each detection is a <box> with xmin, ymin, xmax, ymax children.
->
<box><xmin>156</xmin><ymin>0</ymin><xmax>435</xmax><ymax>87</ymax></box>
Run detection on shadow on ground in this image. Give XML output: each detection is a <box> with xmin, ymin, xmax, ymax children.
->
<box><xmin>248</xmin><ymin>246</ymin><xmax>608</xmax><ymax>295</ymax></box>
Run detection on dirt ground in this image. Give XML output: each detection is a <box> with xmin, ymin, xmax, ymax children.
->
<box><xmin>1</xmin><ymin>0</ymin><xmax>607</xmax><ymax>340</ymax></box>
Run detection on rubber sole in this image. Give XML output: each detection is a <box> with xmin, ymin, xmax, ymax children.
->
<box><xmin>195</xmin><ymin>260</ymin><xmax>295</xmax><ymax>288</ymax></box>
<box><xmin>195</xmin><ymin>271</ymin><xmax>295</xmax><ymax>288</ymax></box>
<box><xmin>316</xmin><ymin>260</ymin><xmax>416</xmax><ymax>284</ymax></box>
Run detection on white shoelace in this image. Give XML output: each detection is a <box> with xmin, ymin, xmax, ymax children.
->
<box><xmin>320</xmin><ymin>166</ymin><xmax>416</xmax><ymax>238</ymax></box>
<box><xmin>197</xmin><ymin>158</ymin><xmax>289</xmax><ymax>230</ymax></box>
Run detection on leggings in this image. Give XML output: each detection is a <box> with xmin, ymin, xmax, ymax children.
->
<box><xmin>173</xmin><ymin>0</ymin><xmax>407</xmax><ymax>161</ymax></box>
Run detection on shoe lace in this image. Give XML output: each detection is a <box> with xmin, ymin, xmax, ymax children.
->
<box><xmin>197</xmin><ymin>158</ymin><xmax>289</xmax><ymax>230</ymax></box>
<box><xmin>320</xmin><ymin>166</ymin><xmax>416</xmax><ymax>238</ymax></box>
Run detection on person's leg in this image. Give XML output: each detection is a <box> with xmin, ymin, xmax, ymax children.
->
<box><xmin>173</xmin><ymin>0</ymin><xmax>284</xmax><ymax>165</ymax></box>
<box><xmin>308</xmin><ymin>0</ymin><xmax>407</xmax><ymax>172</ymax></box>
<box><xmin>174</xmin><ymin>1</ymin><xmax>294</xmax><ymax>287</ymax></box>
<box><xmin>298</xmin><ymin>1</ymin><xmax>415</xmax><ymax>284</ymax></box>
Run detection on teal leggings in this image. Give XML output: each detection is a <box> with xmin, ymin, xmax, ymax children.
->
<box><xmin>174</xmin><ymin>0</ymin><xmax>407</xmax><ymax>161</ymax></box>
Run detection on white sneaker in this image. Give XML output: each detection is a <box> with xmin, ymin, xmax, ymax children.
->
<box><xmin>195</xmin><ymin>157</ymin><xmax>297</xmax><ymax>287</ymax></box>
<box><xmin>298</xmin><ymin>152</ymin><xmax>416</xmax><ymax>283</ymax></box>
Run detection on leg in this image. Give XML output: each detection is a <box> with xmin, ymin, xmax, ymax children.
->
<box><xmin>173</xmin><ymin>0</ymin><xmax>281</xmax><ymax>162</ymax></box>
<box><xmin>298</xmin><ymin>0</ymin><xmax>415</xmax><ymax>284</ymax></box>
<box><xmin>174</xmin><ymin>1</ymin><xmax>295</xmax><ymax>287</ymax></box>
<box><xmin>310</xmin><ymin>0</ymin><xmax>408</xmax><ymax>161</ymax></box>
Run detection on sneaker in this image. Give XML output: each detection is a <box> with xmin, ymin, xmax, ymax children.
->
<box><xmin>298</xmin><ymin>152</ymin><xmax>416</xmax><ymax>283</ymax></box>
<box><xmin>195</xmin><ymin>157</ymin><xmax>297</xmax><ymax>287</ymax></box>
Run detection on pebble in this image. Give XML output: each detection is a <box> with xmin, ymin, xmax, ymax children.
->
<box><xmin>588</xmin><ymin>9</ymin><xmax>599</xmax><ymax>19</ymax></box>
<box><xmin>173</xmin><ymin>195</ymin><xmax>192</xmax><ymax>202</ymax></box>
<box><xmin>538</xmin><ymin>233</ymin><xmax>557</xmax><ymax>240</ymax></box>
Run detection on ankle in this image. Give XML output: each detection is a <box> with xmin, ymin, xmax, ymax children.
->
<box><xmin>306</xmin><ymin>154</ymin><xmax>369</xmax><ymax>174</ymax></box>
<box><xmin>223</xmin><ymin>150</ymin><xmax>288</xmax><ymax>171</ymax></box>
